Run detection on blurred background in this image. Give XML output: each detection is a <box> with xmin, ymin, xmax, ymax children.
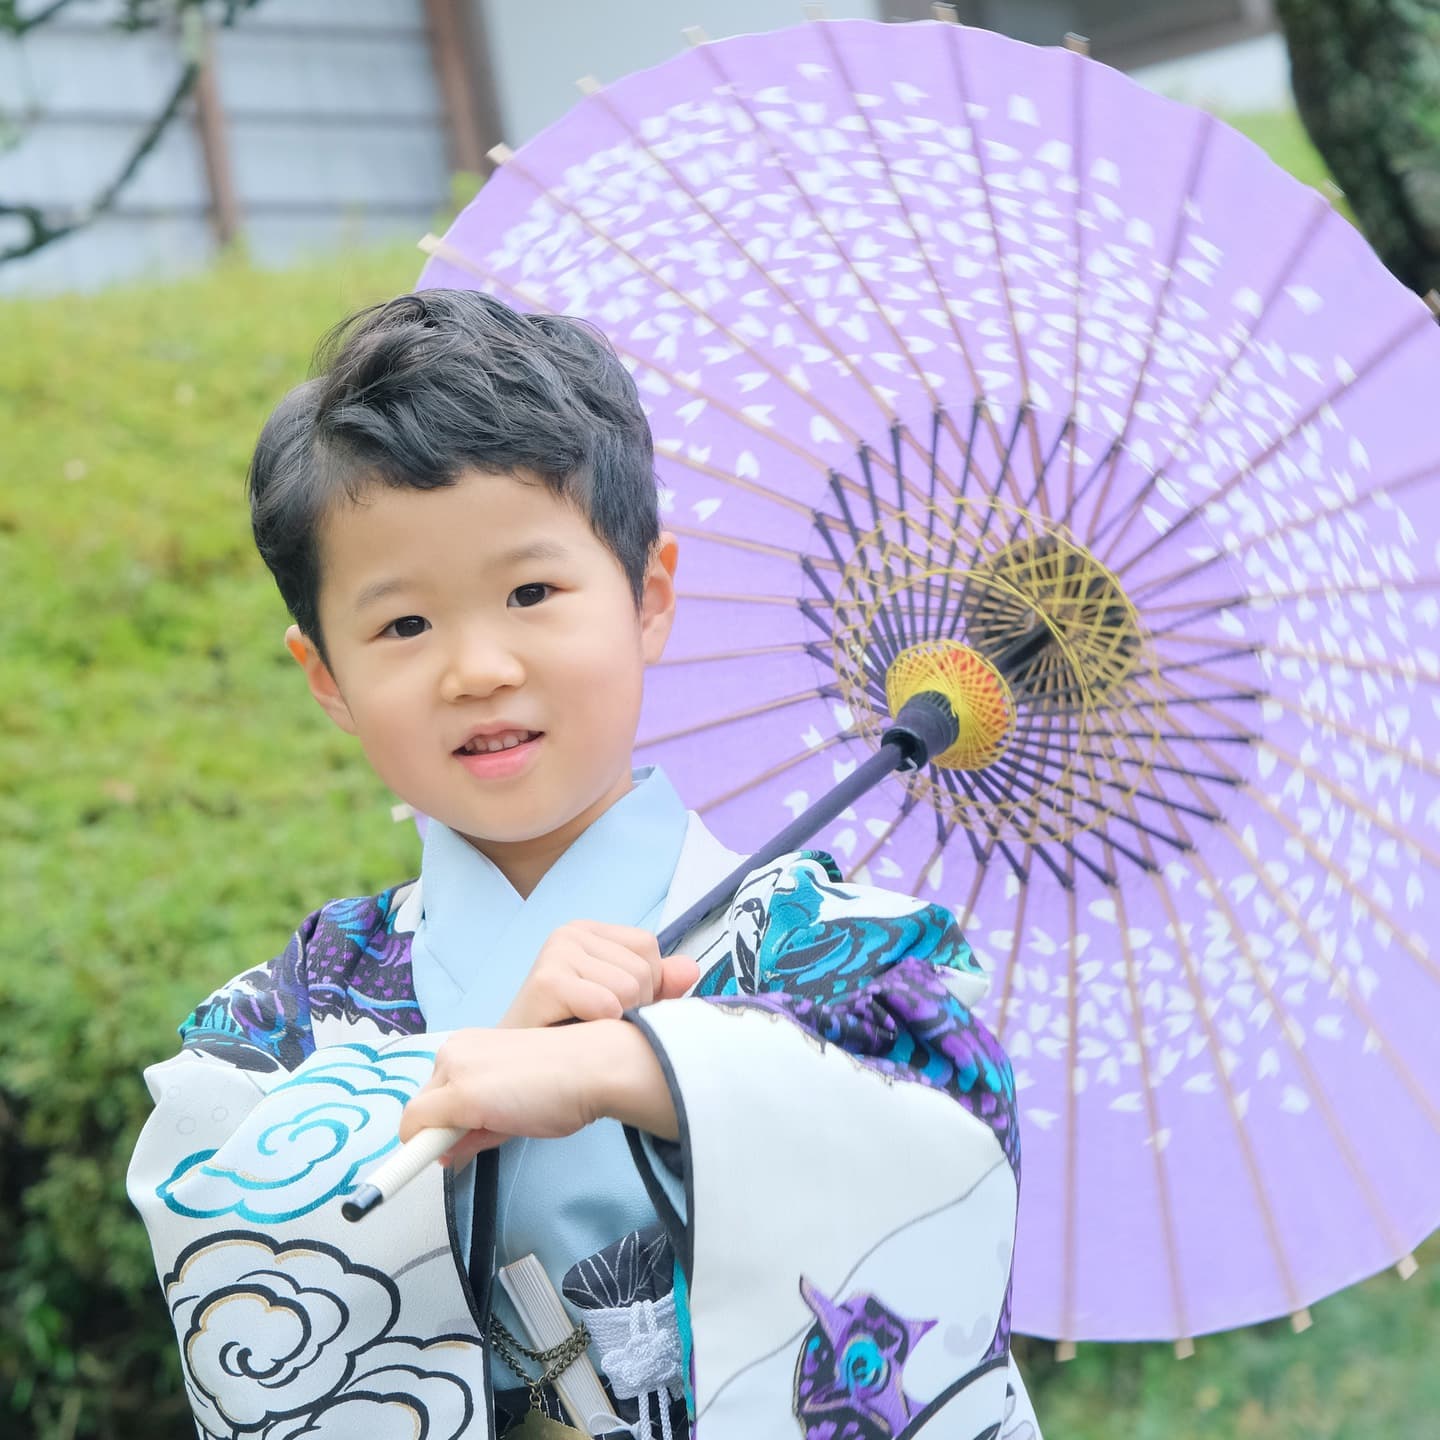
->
<box><xmin>3</xmin><ymin>1</ymin><xmax>1437</xmax><ymax>1437</ymax></box>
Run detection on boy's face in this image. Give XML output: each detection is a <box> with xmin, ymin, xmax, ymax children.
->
<box><xmin>287</xmin><ymin>469</ymin><xmax>677</xmax><ymax>886</ymax></box>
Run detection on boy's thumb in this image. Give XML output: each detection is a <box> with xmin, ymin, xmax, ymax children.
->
<box><xmin>659</xmin><ymin>954</ymin><xmax>701</xmax><ymax>999</ymax></box>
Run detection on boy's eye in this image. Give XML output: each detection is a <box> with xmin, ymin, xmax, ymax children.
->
<box><xmin>382</xmin><ymin>615</ymin><xmax>430</xmax><ymax>639</ymax></box>
<box><xmin>509</xmin><ymin>583</ymin><xmax>552</xmax><ymax>609</ymax></box>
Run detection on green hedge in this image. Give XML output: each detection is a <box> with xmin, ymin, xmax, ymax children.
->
<box><xmin>4</xmin><ymin>112</ymin><xmax>1437</xmax><ymax>1440</ymax></box>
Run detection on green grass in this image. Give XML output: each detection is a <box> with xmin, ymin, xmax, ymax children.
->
<box><xmin>2</xmin><ymin>112</ymin><xmax>1435</xmax><ymax>1438</ymax></box>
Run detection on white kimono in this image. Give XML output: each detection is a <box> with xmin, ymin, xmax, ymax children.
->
<box><xmin>128</xmin><ymin>769</ymin><xmax>1040</xmax><ymax>1439</ymax></box>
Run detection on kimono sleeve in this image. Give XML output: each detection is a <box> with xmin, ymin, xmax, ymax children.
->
<box><xmin>626</xmin><ymin>852</ymin><xmax>1041</xmax><ymax>1440</ymax></box>
<box><xmin>126</xmin><ymin>900</ymin><xmax>488</xmax><ymax>1440</ymax></box>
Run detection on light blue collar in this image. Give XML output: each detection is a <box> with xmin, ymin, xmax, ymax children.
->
<box><xmin>410</xmin><ymin>766</ymin><xmax>689</xmax><ymax>1029</ymax></box>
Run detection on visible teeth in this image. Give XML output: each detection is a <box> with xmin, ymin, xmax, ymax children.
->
<box><xmin>463</xmin><ymin>730</ymin><xmax>533</xmax><ymax>755</ymax></box>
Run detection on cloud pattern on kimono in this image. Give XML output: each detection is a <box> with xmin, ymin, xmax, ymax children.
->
<box><xmin>157</xmin><ymin>1042</ymin><xmax>438</xmax><ymax>1222</ymax></box>
<box><xmin>165</xmin><ymin>1234</ymin><xmax>480</xmax><ymax>1440</ymax></box>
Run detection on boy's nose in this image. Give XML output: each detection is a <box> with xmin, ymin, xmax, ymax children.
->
<box><xmin>439</xmin><ymin>632</ymin><xmax>525</xmax><ymax>701</ymax></box>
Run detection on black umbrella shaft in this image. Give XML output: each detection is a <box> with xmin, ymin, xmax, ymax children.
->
<box><xmin>657</xmin><ymin>741</ymin><xmax>905</xmax><ymax>953</ymax></box>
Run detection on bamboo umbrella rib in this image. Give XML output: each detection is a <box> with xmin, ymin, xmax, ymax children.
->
<box><xmin>1128</xmin><ymin>688</ymin><xmax>1440</xmax><ymax>1146</ymax></box>
<box><xmin>1134</xmin><ymin>694</ymin><xmax>1440</xmax><ymax>1193</ymax></box>
<box><xmin>1063</xmin><ymin>47</ymin><xmax>1087</xmax><ymax>520</ymax></box>
<box><xmin>1126</xmin><ymin>458</ymin><xmax>1440</xmax><ymax>605</ymax></box>
<box><xmin>591</xmin><ymin>62</ymin><xmax>966</xmax><ymax>495</ymax></box>
<box><xmin>1224</xmin><ymin>814</ymin><xmax>1440</xmax><ymax>1121</ymax></box>
<box><xmin>1081</xmin><ymin>114</ymin><xmax>1217</xmax><ymax>548</ymax></box>
<box><xmin>937</xmin><ymin>23</ymin><xmax>1047</xmax><ymax>486</ymax></box>
<box><xmin>1140</xmin><ymin>574</ymin><xmax>1440</xmax><ymax>617</ymax></box>
<box><xmin>654</xmin><ymin>442</ymin><xmax>818</xmax><ymax>518</ymax></box>
<box><xmin>675</xmin><ymin>589</ymin><xmax>798</xmax><ymax>607</ymax></box>
<box><xmin>1176</xmin><ymin>660</ymin><xmax>1440</xmax><ymax>786</ymax></box>
<box><xmin>991</xmin><ymin>873</ymin><xmax>1031</xmax><ymax>1048</ymax></box>
<box><xmin>1108</xmin><ymin>858</ymin><xmax>1193</xmax><ymax>1345</ymax></box>
<box><xmin>1102</xmin><ymin>689</ymin><xmax>1311</xmax><ymax>1333</ymax></box>
<box><xmin>849</xmin><ymin>792</ymin><xmax>921</xmax><ymax>880</ymax></box>
<box><xmin>694</xmin><ymin>730</ymin><xmax>855</xmax><ymax>815</ymax></box>
<box><xmin>637</xmin><ymin>688</ymin><xmax>828</xmax><ymax>749</ymax></box>
<box><xmin>1060</xmin><ymin>869</ymin><xmax>1081</xmax><ymax>1349</ymax></box>
<box><xmin>489</xmin><ymin>149</ymin><xmax>897</xmax><ymax>473</ymax></box>
<box><xmin>813</xmin><ymin>20</ymin><xmax>1030</xmax><ymax>504</ymax></box>
<box><xmin>655</xmin><ymin>641</ymin><xmax>825</xmax><ymax>667</ymax></box>
<box><xmin>420</xmin><ymin>235</ymin><xmax>843</xmax><ymax>485</ymax></box>
<box><xmin>1253</xmin><ymin>643</ymin><xmax>1440</xmax><ymax>687</ymax></box>
<box><xmin>1082</xmin><ymin>190</ymin><xmax>1333</xmax><ymax>557</ymax></box>
<box><xmin>1155</xmin><ymin>681</ymin><xmax>1440</xmax><ymax>874</ymax></box>
<box><xmin>704</xmin><ymin>25</ymin><xmax>934</xmax><ymax>424</ymax></box>
<box><xmin>666</xmin><ymin>521</ymin><xmax>842</xmax><ymax>569</ymax></box>
<box><xmin>1140</xmin><ymin>830</ymin><xmax>1308</xmax><ymax>1331</ymax></box>
<box><xmin>1181</xmin><ymin>836</ymin><xmax>1415</xmax><ymax>1274</ymax></box>
<box><xmin>1105</xmin><ymin>307</ymin><xmax>1438</xmax><ymax>578</ymax></box>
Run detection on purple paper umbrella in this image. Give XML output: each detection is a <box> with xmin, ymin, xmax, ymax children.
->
<box><xmin>418</xmin><ymin>17</ymin><xmax>1440</xmax><ymax>1348</ymax></box>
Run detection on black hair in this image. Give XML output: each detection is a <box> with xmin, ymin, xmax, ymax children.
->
<box><xmin>247</xmin><ymin>289</ymin><xmax>659</xmax><ymax>666</ymax></box>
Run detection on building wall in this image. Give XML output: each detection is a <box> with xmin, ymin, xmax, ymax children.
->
<box><xmin>0</xmin><ymin>0</ymin><xmax>451</xmax><ymax>294</ymax></box>
<box><xmin>473</xmin><ymin>0</ymin><xmax>882</xmax><ymax>151</ymax></box>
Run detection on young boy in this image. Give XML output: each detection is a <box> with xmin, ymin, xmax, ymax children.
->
<box><xmin>128</xmin><ymin>290</ymin><xmax>1040</xmax><ymax>1440</ymax></box>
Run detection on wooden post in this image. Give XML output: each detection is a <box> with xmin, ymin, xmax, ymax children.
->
<box><xmin>192</xmin><ymin>22</ymin><xmax>241</xmax><ymax>247</ymax></box>
<box><xmin>425</xmin><ymin>0</ymin><xmax>501</xmax><ymax>176</ymax></box>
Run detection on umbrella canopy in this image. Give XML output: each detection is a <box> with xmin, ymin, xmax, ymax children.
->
<box><xmin>418</xmin><ymin>16</ymin><xmax>1440</xmax><ymax>1348</ymax></box>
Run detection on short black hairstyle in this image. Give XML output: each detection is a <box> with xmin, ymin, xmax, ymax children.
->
<box><xmin>247</xmin><ymin>289</ymin><xmax>659</xmax><ymax>666</ymax></box>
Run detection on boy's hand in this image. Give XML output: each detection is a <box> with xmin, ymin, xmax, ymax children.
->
<box><xmin>499</xmin><ymin>921</ymin><xmax>699</xmax><ymax>1028</ymax></box>
<box><xmin>400</xmin><ymin>1020</ymin><xmax>678</xmax><ymax>1168</ymax></box>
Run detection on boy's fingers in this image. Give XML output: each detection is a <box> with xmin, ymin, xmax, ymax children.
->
<box><xmin>579</xmin><ymin>935</ymin><xmax>660</xmax><ymax>999</ymax></box>
<box><xmin>573</xmin><ymin>921</ymin><xmax>663</xmax><ymax>968</ymax></box>
<box><xmin>574</xmin><ymin>953</ymin><xmax>651</xmax><ymax>1009</ymax></box>
<box><xmin>561</xmin><ymin>977</ymin><xmax>627</xmax><ymax>1022</ymax></box>
<box><xmin>444</xmin><ymin>1129</ymin><xmax>503</xmax><ymax>1169</ymax></box>
<box><xmin>659</xmin><ymin>954</ymin><xmax>701</xmax><ymax>999</ymax></box>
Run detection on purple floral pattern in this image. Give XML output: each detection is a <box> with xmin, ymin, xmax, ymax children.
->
<box><xmin>181</xmin><ymin>885</ymin><xmax>423</xmax><ymax>1072</ymax></box>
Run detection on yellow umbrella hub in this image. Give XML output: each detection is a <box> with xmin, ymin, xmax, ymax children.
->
<box><xmin>886</xmin><ymin>641</ymin><xmax>1013</xmax><ymax>771</ymax></box>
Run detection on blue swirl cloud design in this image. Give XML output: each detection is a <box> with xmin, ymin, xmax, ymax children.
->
<box><xmin>158</xmin><ymin>1042</ymin><xmax>439</xmax><ymax>1222</ymax></box>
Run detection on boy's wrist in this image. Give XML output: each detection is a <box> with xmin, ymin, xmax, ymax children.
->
<box><xmin>580</xmin><ymin>1016</ymin><xmax>679</xmax><ymax>1141</ymax></box>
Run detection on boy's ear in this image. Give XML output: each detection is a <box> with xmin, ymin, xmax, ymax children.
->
<box><xmin>285</xmin><ymin>625</ymin><xmax>358</xmax><ymax>735</ymax></box>
<box><xmin>639</xmin><ymin>532</ymin><xmax>679</xmax><ymax>664</ymax></box>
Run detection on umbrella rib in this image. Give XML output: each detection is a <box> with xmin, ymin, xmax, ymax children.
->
<box><xmin>1079</xmin><ymin>192</ymin><xmax>1331</xmax><ymax>555</ymax></box>
<box><xmin>849</xmin><ymin>792</ymin><xmax>921</xmax><ymax>880</ymax></box>
<box><xmin>937</xmin><ymin>22</ymin><xmax>1047</xmax><ymax>484</ymax></box>
<box><xmin>1059</xmin><ymin>870</ymin><xmax>1081</xmax><ymax>1349</ymax></box>
<box><xmin>1103</xmin><ymin>307</ymin><xmax>1438</xmax><ymax>578</ymax></box>
<box><xmin>675</xmin><ymin>589</ymin><xmax>798</xmax><ymax>607</ymax></box>
<box><xmin>1062</xmin><ymin>47</ymin><xmax>1086</xmax><ymax>520</ymax></box>
<box><xmin>692</xmin><ymin>730</ymin><xmax>856</xmax><ymax>816</ymax></box>
<box><xmin>583</xmin><ymin>76</ymin><xmax>957</xmax><ymax>479</ymax></box>
<box><xmin>1107</xmin><ymin>856</ymin><xmax>1194</xmax><ymax>1344</ymax></box>
<box><xmin>1130</xmin><ymin>823</ymin><xmax>1309</xmax><ymax>1328</ymax></box>
<box><xmin>1079</xmin><ymin>112</ymin><xmax>1218</xmax><ymax>548</ymax></box>
<box><xmin>488</xmin><ymin>150</ymin><xmax>899</xmax><ymax>471</ymax></box>
<box><xmin>654</xmin><ymin>442</ymin><xmax>818</xmax><ymax>518</ymax></box>
<box><xmin>927</xmin><ymin>402</ymin><xmax>987</xmax><ymax>641</ymax></box>
<box><xmin>1182</xmin><ymin>835</ymin><xmax>1415</xmax><ymax>1269</ymax></box>
<box><xmin>637</xmin><ymin>688</ymin><xmax>831</xmax><ymax>749</ymax></box>
<box><xmin>1229</xmin><ymin>793</ymin><xmax>1440</xmax><ymax>998</ymax></box>
<box><xmin>1259</xmin><ymin>642</ymin><xmax>1440</xmax><ymax>687</ymax></box>
<box><xmin>420</xmin><ymin>236</ymin><xmax>844</xmax><ymax>488</ymax></box>
<box><xmin>989</xmin><ymin>874</ymin><xmax>1030</xmax><ymax>1048</ymax></box>
<box><xmin>1102</xmin><ymin>750</ymin><xmax>1308</xmax><ymax>1328</ymax></box>
<box><xmin>1151</xmin><ymin>676</ymin><xmax>1440</xmax><ymax>872</ymax></box>
<box><xmin>813</xmin><ymin>20</ymin><xmax>1023</xmax><ymax>473</ymax></box>
<box><xmin>667</xmin><ymin>521</ymin><xmax>841</xmax><ymax>570</ymax></box>
<box><xmin>688</xmin><ymin>35</ymin><xmax>968</xmax><ymax>452</ymax></box>
<box><xmin>1141</xmin><ymin>574</ymin><xmax>1440</xmax><ymax>623</ymax></box>
<box><xmin>1177</xmin><ymin>660</ymin><xmax>1440</xmax><ymax>785</ymax></box>
<box><xmin>1126</xmin><ymin>457</ymin><xmax>1440</xmax><ymax>606</ymax></box>
<box><xmin>654</xmin><ymin>640</ymin><xmax>825</xmax><ymax>667</ymax></box>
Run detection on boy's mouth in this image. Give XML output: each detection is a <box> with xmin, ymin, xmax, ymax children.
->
<box><xmin>455</xmin><ymin>728</ymin><xmax>542</xmax><ymax>756</ymax></box>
